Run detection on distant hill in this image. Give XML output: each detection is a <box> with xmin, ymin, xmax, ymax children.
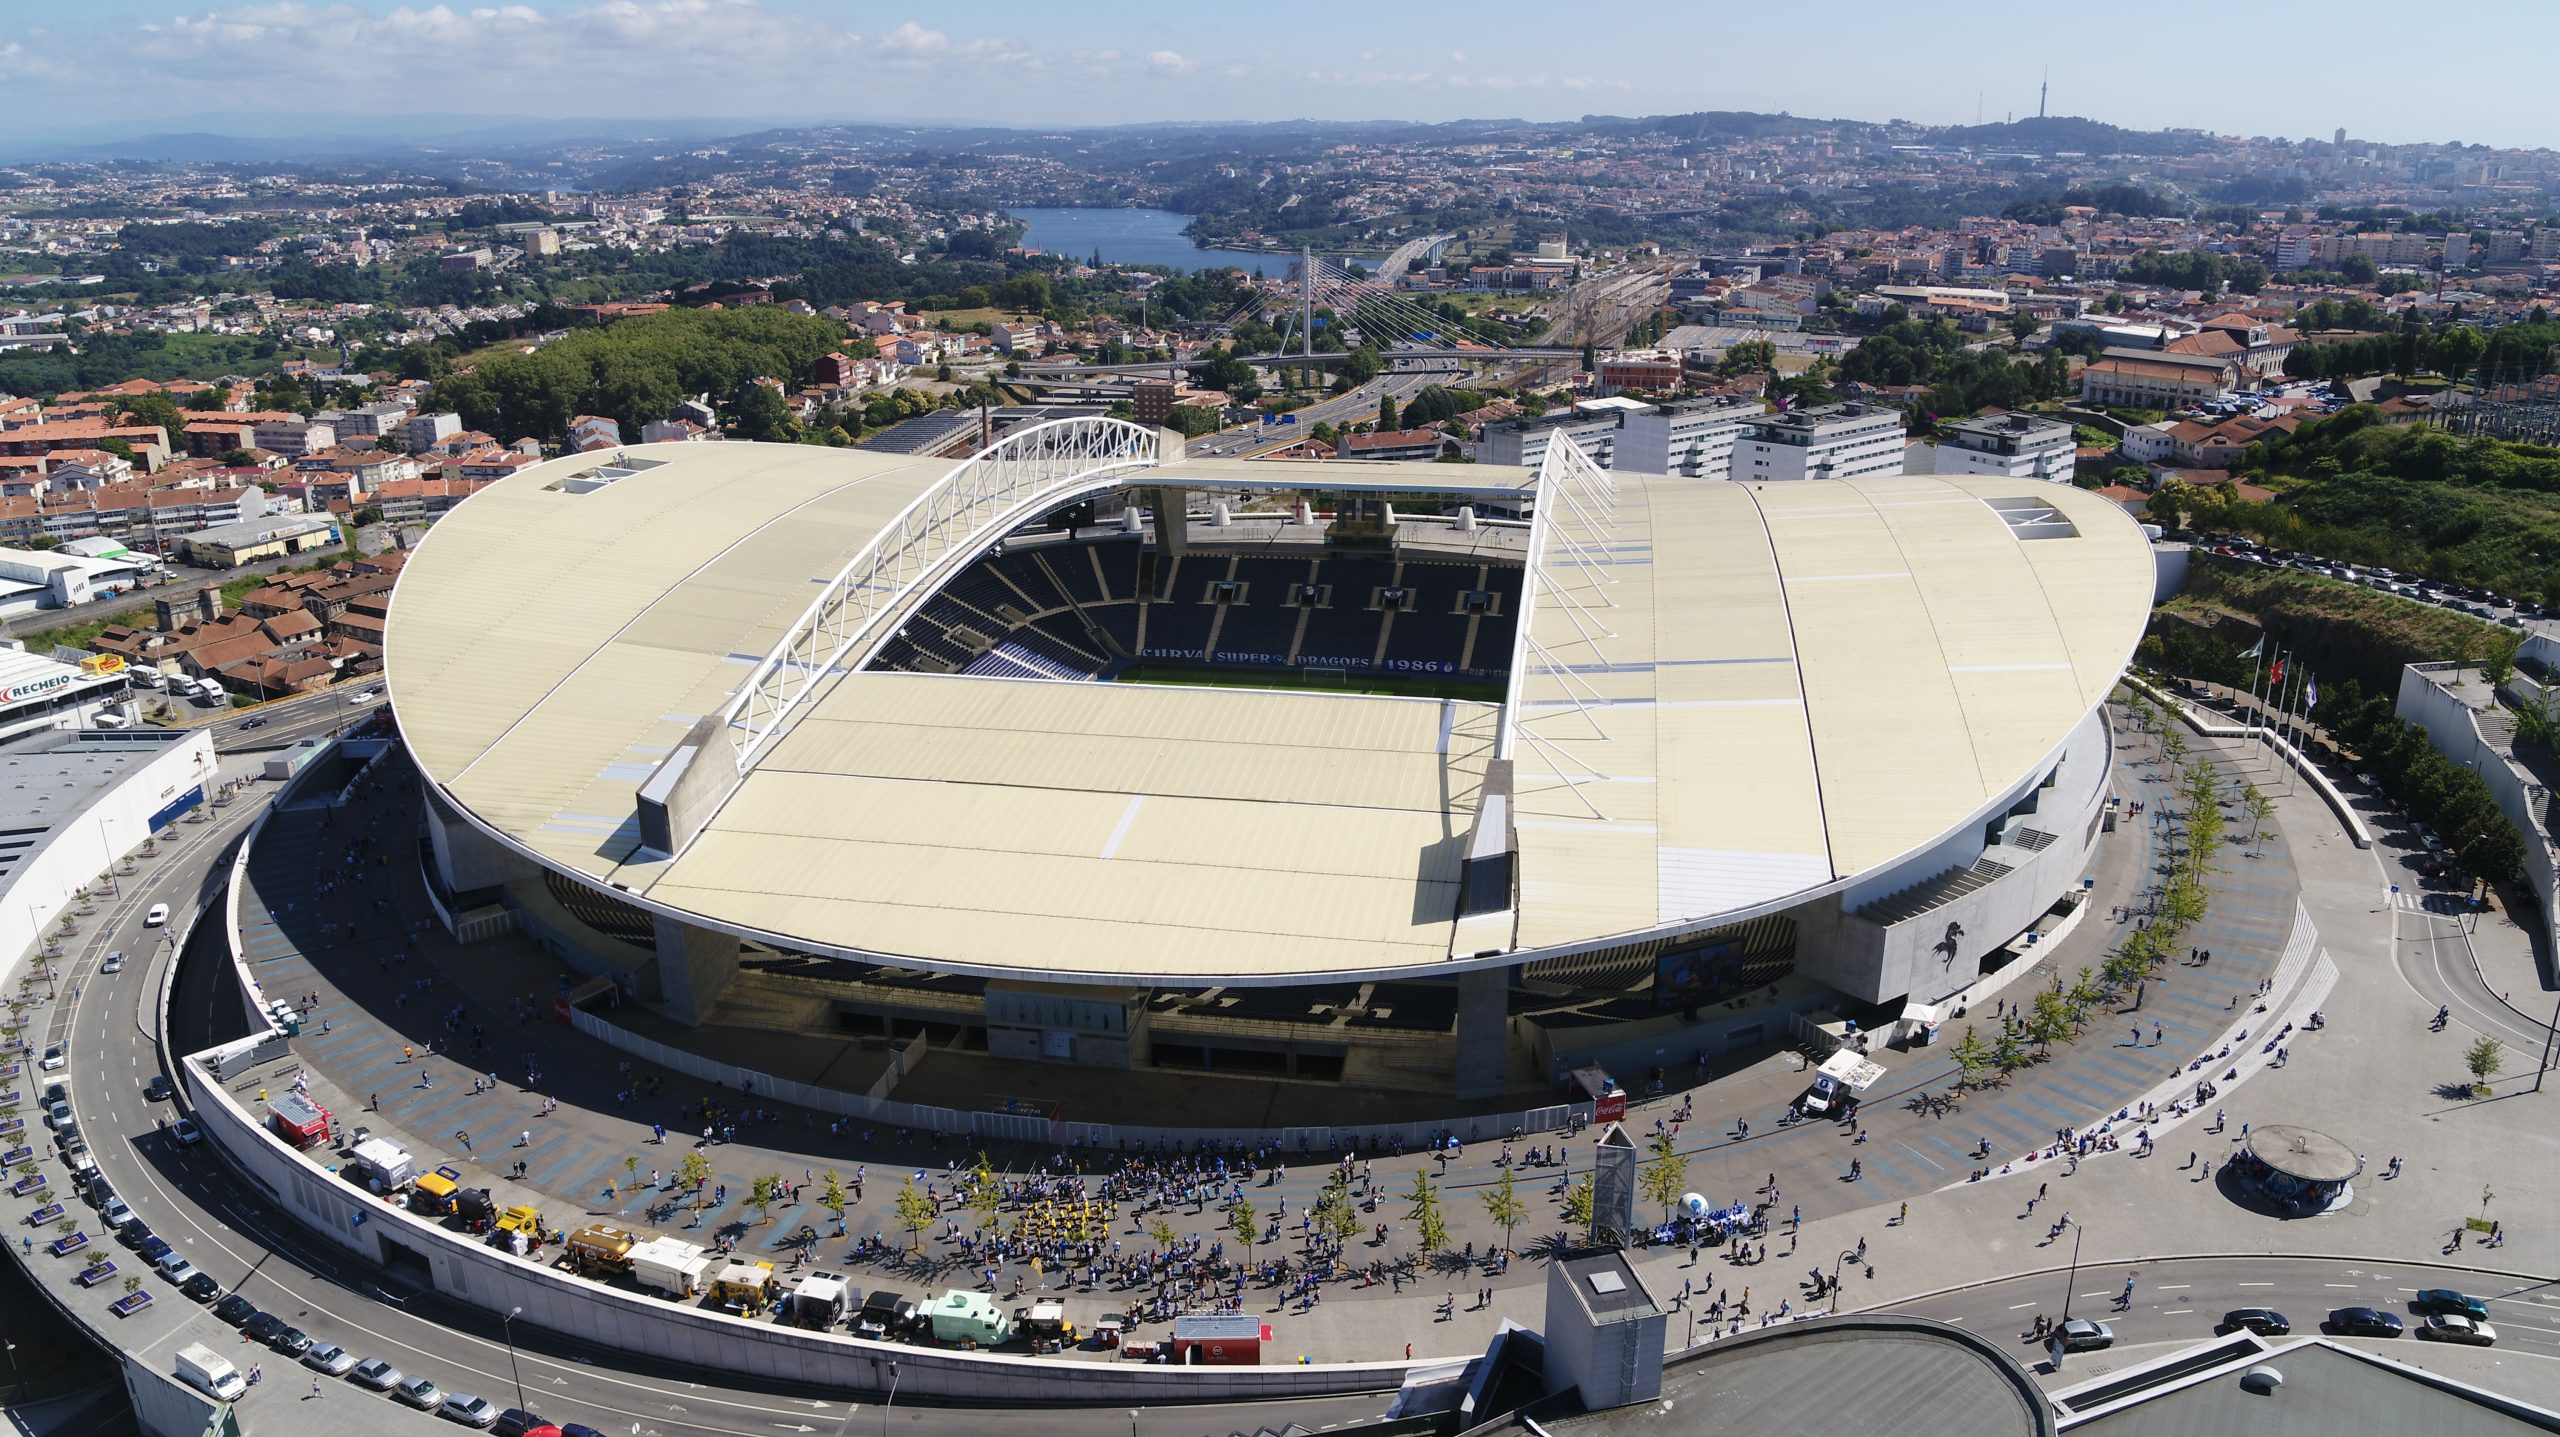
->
<box><xmin>1929</xmin><ymin>116</ymin><xmax>2209</xmax><ymax>156</ymax></box>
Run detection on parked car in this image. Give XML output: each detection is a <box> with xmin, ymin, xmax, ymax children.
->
<box><xmin>302</xmin><ymin>1343</ymin><xmax>359</xmax><ymax>1377</ymax></box>
<box><xmin>133</xmin><ymin>1236</ymin><xmax>172</xmax><ymax>1265</ymax></box>
<box><xmin>2055</xmin><ymin>1318</ymin><xmax>2115</xmax><ymax>1352</ymax></box>
<box><xmin>153</xmin><ymin>1254</ymin><xmax>201</xmax><ymax>1287</ymax></box>
<box><xmin>213</xmin><ymin>1295</ymin><xmax>257</xmax><ymax>1326</ymax></box>
<box><xmin>40</xmin><ymin>1045</ymin><xmax>65</xmax><ymax>1070</ymax></box>
<box><xmin>240</xmin><ymin>1312</ymin><xmax>285</xmax><ymax>1344</ymax></box>
<box><xmin>2418</xmin><ymin>1314</ymin><xmax>2497</xmax><ymax>1346</ymax></box>
<box><xmin>2219</xmin><ymin>1308</ymin><xmax>2290</xmax><ymax>1337</ymax></box>
<box><xmin>349</xmin><ymin>1358</ymin><xmax>403</xmax><ymax>1391</ymax></box>
<box><xmin>2413</xmin><ymin>1289</ymin><xmax>2491</xmax><ymax>1322</ymax></box>
<box><xmin>394</xmin><ymin>1374</ymin><xmax>443</xmax><ymax>1410</ymax></box>
<box><xmin>179</xmin><ymin>1272</ymin><xmax>221</xmax><ymax>1303</ymax></box>
<box><xmin>439</xmin><ymin>1392</ymin><xmax>499</xmax><ymax>1427</ymax></box>
<box><xmin>490</xmin><ymin>1410</ymin><xmax>553</xmax><ymax>1437</ymax></box>
<box><xmin>268</xmin><ymin>1325</ymin><xmax>313</xmax><ymax>1357</ymax></box>
<box><xmin>99</xmin><ymin>1198</ymin><xmax>135</xmax><ymax>1231</ymax></box>
<box><xmin>2327</xmin><ymin>1307</ymin><xmax>2404</xmax><ymax>1338</ymax></box>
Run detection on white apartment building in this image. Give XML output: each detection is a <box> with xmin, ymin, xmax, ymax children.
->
<box><xmin>1933</xmin><ymin>413</ymin><xmax>2077</xmax><ymax>483</ymax></box>
<box><xmin>1477</xmin><ymin>411</ymin><xmax>1622</xmax><ymax>470</ymax></box>
<box><xmin>1732</xmin><ymin>403</ymin><xmax>1905</xmax><ymax>482</ymax></box>
<box><xmin>405</xmin><ymin>412</ymin><xmax>462</xmax><ymax>452</ymax></box>
<box><xmin>2443</xmin><ymin>232</ymin><xmax>2471</xmax><ymax>268</ymax></box>
<box><xmin>250</xmin><ymin>419</ymin><xmax>335</xmax><ymax>458</ymax></box>
<box><xmin>1615</xmin><ymin>399</ymin><xmax>1762</xmax><ymax>477</ymax></box>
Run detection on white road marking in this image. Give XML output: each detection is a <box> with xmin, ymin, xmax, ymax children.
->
<box><xmin>2009</xmin><ymin>1302</ymin><xmax>2037</xmax><ymax>1310</ymax></box>
<box><xmin>2325</xmin><ymin>1283</ymin><xmax>2359</xmax><ymax>1288</ymax></box>
<box><xmin>2237</xmin><ymin>1282</ymin><xmax>2275</xmax><ymax>1287</ymax></box>
<box><xmin>2163</xmin><ymin>1309</ymin><xmax>2193</xmax><ymax>1316</ymax></box>
<box><xmin>2157</xmin><ymin>1284</ymin><xmax>2189</xmax><ymax>1291</ymax></box>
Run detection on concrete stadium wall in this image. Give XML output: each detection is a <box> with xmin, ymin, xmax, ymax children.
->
<box><xmin>2395</xmin><ymin>663</ymin><xmax>2560</xmax><ymax>972</ymax></box>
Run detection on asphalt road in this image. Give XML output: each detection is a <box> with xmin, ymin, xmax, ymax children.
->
<box><xmin>1874</xmin><ymin>1253</ymin><xmax>2560</xmax><ymax>1370</ymax></box>
<box><xmin>50</xmin><ymin>769</ymin><xmax>1400</xmax><ymax>1436</ymax></box>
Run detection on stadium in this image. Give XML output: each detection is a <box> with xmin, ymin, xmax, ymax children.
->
<box><xmin>385</xmin><ymin>419</ymin><xmax>2154</xmax><ymax>1105</ymax></box>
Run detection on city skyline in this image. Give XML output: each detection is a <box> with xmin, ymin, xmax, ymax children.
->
<box><xmin>7</xmin><ymin>0</ymin><xmax>2560</xmax><ymax>154</ymax></box>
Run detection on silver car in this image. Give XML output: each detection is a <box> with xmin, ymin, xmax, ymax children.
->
<box><xmin>349</xmin><ymin>1357</ymin><xmax>402</xmax><ymax>1391</ymax></box>
<box><xmin>438</xmin><ymin>1392</ymin><xmax>498</xmax><ymax>1427</ymax></box>
<box><xmin>302</xmin><ymin>1343</ymin><xmax>358</xmax><ymax>1377</ymax></box>
<box><xmin>394</xmin><ymin>1374</ymin><xmax>442</xmax><ymax>1409</ymax></box>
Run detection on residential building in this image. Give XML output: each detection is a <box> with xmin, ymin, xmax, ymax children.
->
<box><xmin>1732</xmin><ymin>403</ymin><xmax>1905</xmax><ymax>482</ymax></box>
<box><xmin>330</xmin><ymin>401</ymin><xmax>415</xmax><ymax>439</ymax></box>
<box><xmin>639</xmin><ymin>419</ymin><xmax>717</xmax><ymax>444</ymax></box>
<box><xmin>1477</xmin><ymin>410</ymin><xmax>1623</xmax><ymax>470</ymax></box>
<box><xmin>2080</xmin><ymin>353</ymin><xmax>2232</xmax><ymax>410</ymax></box>
<box><xmin>404</xmin><ymin>411</ymin><xmax>463</xmax><ymax>452</ymax></box>
<box><xmin>1131</xmin><ymin>379</ymin><xmax>1176</xmax><ymax>428</ymax></box>
<box><xmin>1614</xmin><ymin>399</ymin><xmax>1761</xmax><ymax>478</ymax></box>
<box><xmin>566</xmin><ymin>415</ymin><xmax>623</xmax><ymax>452</ymax></box>
<box><xmin>1933</xmin><ymin>412</ymin><xmax>2076</xmax><ymax>482</ymax></box>
<box><xmin>173</xmin><ymin>514</ymin><xmax>338</xmax><ymax>568</ymax></box>
<box><xmin>251</xmin><ymin>419</ymin><xmax>335</xmax><ymax>458</ymax></box>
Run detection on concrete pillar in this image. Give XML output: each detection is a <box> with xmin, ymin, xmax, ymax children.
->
<box><xmin>652</xmin><ymin>914</ymin><xmax>740</xmax><ymax>1026</ymax></box>
<box><xmin>1453</xmin><ymin>966</ymin><xmax>1510</xmax><ymax>1100</ymax></box>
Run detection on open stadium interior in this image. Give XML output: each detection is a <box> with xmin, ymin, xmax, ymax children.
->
<box><xmin>389</xmin><ymin>429</ymin><xmax>2153</xmax><ymax>1107</ymax></box>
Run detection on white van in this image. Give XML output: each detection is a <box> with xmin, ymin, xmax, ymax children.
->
<box><xmin>145</xmin><ymin>904</ymin><xmax>169</xmax><ymax>927</ymax></box>
<box><xmin>175</xmin><ymin>1342</ymin><xmax>247</xmax><ymax>1403</ymax></box>
<box><xmin>92</xmin><ymin>713</ymin><xmax>130</xmax><ymax>730</ymax></box>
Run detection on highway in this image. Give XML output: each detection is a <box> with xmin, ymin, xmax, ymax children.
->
<box><xmin>45</xmin><ymin>760</ymin><xmax>1400</xmax><ymax>1435</ymax></box>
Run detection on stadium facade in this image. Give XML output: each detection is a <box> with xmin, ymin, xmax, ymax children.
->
<box><xmin>387</xmin><ymin>424</ymin><xmax>2151</xmax><ymax>1100</ymax></box>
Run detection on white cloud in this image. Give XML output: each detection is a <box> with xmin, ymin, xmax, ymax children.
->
<box><xmin>1449</xmin><ymin>50</ymin><xmax>1466</xmax><ymax>63</ymax></box>
<box><xmin>1145</xmin><ymin>49</ymin><xmax>1194</xmax><ymax>75</ymax></box>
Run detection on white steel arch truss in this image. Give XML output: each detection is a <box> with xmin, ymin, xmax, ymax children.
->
<box><xmin>721</xmin><ymin>416</ymin><xmax>1158</xmax><ymax>771</ymax></box>
<box><xmin>1495</xmin><ymin>433</ymin><xmax>1621</xmax><ymax>769</ymax></box>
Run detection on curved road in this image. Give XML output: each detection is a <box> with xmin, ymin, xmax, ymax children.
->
<box><xmin>53</xmin><ymin>773</ymin><xmax>1396</xmax><ymax>1437</ymax></box>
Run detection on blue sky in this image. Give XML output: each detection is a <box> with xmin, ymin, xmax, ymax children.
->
<box><xmin>6</xmin><ymin>1</ymin><xmax>2555</xmax><ymax>149</ymax></box>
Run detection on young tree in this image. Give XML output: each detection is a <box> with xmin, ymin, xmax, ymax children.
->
<box><xmin>1638</xmin><ymin>1130</ymin><xmax>1690</xmax><ymax>1220</ymax></box>
<box><xmin>677</xmin><ymin>1150</ymin><xmax>712</xmax><ymax>1194</ymax></box>
<box><xmin>1147</xmin><ymin>1216</ymin><xmax>1182</xmax><ymax>1255</ymax></box>
<box><xmin>1948</xmin><ymin>1025</ymin><xmax>1993</xmax><ymax>1088</ymax></box>
<box><xmin>2243</xmin><ymin>785</ymin><xmax>2277</xmax><ymax>845</ymax></box>
<box><xmin>893</xmin><ymin>1176</ymin><xmax>937</xmax><ymax>1251</ymax></box>
<box><xmin>2028</xmin><ymin>988</ymin><xmax>2075</xmax><ymax>1050</ymax></box>
<box><xmin>1560</xmin><ymin>1173</ymin><xmax>1595</xmax><ymax>1230</ymax></box>
<box><xmin>820</xmin><ymin>1169</ymin><xmax>848</xmax><ymax>1233</ymax></box>
<box><xmin>1223</xmin><ymin>1191</ymin><xmax>1265</xmax><ymax>1274</ymax></box>
<box><xmin>967</xmin><ymin>1152</ymin><xmax>1001</xmax><ymax>1232</ymax></box>
<box><xmin>1314</xmin><ymin>1171</ymin><xmax>1361</xmax><ymax>1249</ymax></box>
<box><xmin>2464</xmin><ymin>1036</ymin><xmax>2507</xmax><ymax>1091</ymax></box>
<box><xmin>1406</xmin><ymin>1168</ymin><xmax>1449</xmax><ymax>1255</ymax></box>
<box><xmin>1479</xmin><ymin>1166</ymin><xmax>1527</xmax><ymax>1258</ymax></box>
<box><xmin>747</xmin><ymin>1172</ymin><xmax>782</xmax><ymax>1226</ymax></box>
<box><xmin>1992</xmin><ymin>1025</ymin><xmax>2028</xmax><ymax>1074</ymax></box>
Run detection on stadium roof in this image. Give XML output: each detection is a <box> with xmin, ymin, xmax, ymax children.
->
<box><xmin>387</xmin><ymin>441</ymin><xmax>2152</xmax><ymax>985</ymax></box>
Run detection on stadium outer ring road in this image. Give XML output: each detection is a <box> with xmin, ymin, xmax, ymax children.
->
<box><xmin>34</xmin><ymin>755</ymin><xmax>1408</xmax><ymax>1433</ymax></box>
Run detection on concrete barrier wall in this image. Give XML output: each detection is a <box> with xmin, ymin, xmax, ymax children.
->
<box><xmin>177</xmin><ymin>1048</ymin><xmax>1405</xmax><ymax>1402</ymax></box>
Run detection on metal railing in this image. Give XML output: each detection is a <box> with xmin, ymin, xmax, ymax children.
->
<box><xmin>720</xmin><ymin>416</ymin><xmax>1158</xmax><ymax>770</ymax></box>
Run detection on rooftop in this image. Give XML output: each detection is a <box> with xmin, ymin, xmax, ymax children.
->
<box><xmin>386</xmin><ymin>443</ymin><xmax>2152</xmax><ymax>986</ymax></box>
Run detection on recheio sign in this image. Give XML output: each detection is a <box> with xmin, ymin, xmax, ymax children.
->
<box><xmin>0</xmin><ymin>671</ymin><xmax>75</xmax><ymax>704</ymax></box>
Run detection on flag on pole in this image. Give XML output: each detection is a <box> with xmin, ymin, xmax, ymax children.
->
<box><xmin>2269</xmin><ymin>655</ymin><xmax>2286</xmax><ymax>687</ymax></box>
<box><xmin>2238</xmin><ymin>635</ymin><xmax>2264</xmax><ymax>659</ymax></box>
<box><xmin>2305</xmin><ymin>674</ymin><xmax>2318</xmax><ymax>711</ymax></box>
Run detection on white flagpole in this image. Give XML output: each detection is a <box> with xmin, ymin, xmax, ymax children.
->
<box><xmin>2252</xmin><ymin>647</ymin><xmax>2279</xmax><ymax>768</ymax></box>
<box><xmin>2243</xmin><ymin>641</ymin><xmax>2270</xmax><ymax>770</ymax></box>
<box><xmin>2276</xmin><ymin>660</ymin><xmax>2305</xmax><ymax>796</ymax></box>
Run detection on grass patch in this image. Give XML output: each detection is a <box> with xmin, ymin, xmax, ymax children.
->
<box><xmin>1115</xmin><ymin>663</ymin><xmax>1504</xmax><ymax>702</ymax></box>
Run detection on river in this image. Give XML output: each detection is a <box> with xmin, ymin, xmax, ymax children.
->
<box><xmin>1010</xmin><ymin>207</ymin><xmax>1303</xmax><ymax>275</ymax></box>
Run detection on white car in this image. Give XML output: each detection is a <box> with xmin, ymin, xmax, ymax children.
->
<box><xmin>40</xmin><ymin>1045</ymin><xmax>65</xmax><ymax>1071</ymax></box>
<box><xmin>155</xmin><ymin>1253</ymin><xmax>201</xmax><ymax>1286</ymax></box>
<box><xmin>393</xmin><ymin>1374</ymin><xmax>442</xmax><ymax>1410</ymax></box>
<box><xmin>302</xmin><ymin>1342</ymin><xmax>359</xmax><ymax>1377</ymax></box>
<box><xmin>348</xmin><ymin>689</ymin><xmax>380</xmax><ymax>706</ymax></box>
<box><xmin>99</xmin><ymin>1197</ymin><xmax>135</xmax><ymax>1231</ymax></box>
<box><xmin>2418</xmin><ymin>1314</ymin><xmax>2498</xmax><ymax>1346</ymax></box>
<box><xmin>438</xmin><ymin>1392</ymin><xmax>498</xmax><ymax>1427</ymax></box>
<box><xmin>101</xmin><ymin>951</ymin><xmax>124</xmax><ymax>974</ymax></box>
<box><xmin>144</xmin><ymin>904</ymin><xmax>169</xmax><ymax>927</ymax></box>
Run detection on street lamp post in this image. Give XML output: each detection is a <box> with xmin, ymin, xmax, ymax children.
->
<box><xmin>5</xmin><ymin>1338</ymin><xmax>20</xmax><ymax>1401</ymax></box>
<box><xmin>500</xmin><ymin>1306</ymin><xmax>525</xmax><ymax>1411</ymax></box>
<box><xmin>2537</xmin><ymin>987</ymin><xmax>2560</xmax><ymax>1093</ymax></box>
<box><xmin>1831</xmin><ymin>1248</ymin><xmax>1860</xmax><ymax>1303</ymax></box>
<box><xmin>881</xmin><ymin>1359</ymin><xmax>900</xmax><ymax>1437</ymax></box>
<box><xmin>2058</xmin><ymin>1220</ymin><xmax>2085</xmax><ymax>1323</ymax></box>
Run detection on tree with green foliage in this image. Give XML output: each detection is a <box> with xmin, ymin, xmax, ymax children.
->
<box><xmin>819</xmin><ymin>1168</ymin><xmax>848</xmax><ymax>1233</ymax></box>
<box><xmin>1377</xmin><ymin>393</ymin><xmax>1399</xmax><ymax>431</ymax></box>
<box><xmin>893</xmin><ymin>1176</ymin><xmax>937</xmax><ymax>1251</ymax></box>
<box><xmin>2464</xmin><ymin>1036</ymin><xmax>2506</xmax><ymax>1091</ymax></box>
<box><xmin>1226</xmin><ymin>1192</ymin><xmax>1259</xmax><ymax>1266</ymax></box>
<box><xmin>1405</xmin><ymin>1169</ymin><xmax>1448</xmax><ymax>1255</ymax></box>
<box><xmin>1638</xmin><ymin>1130</ymin><xmax>1689</xmax><ymax>1221</ymax></box>
<box><xmin>747</xmin><ymin>1172</ymin><xmax>782</xmax><ymax>1227</ymax></box>
<box><xmin>1147</xmin><ymin>1216</ymin><xmax>1181</xmax><ymax>1254</ymax></box>
<box><xmin>1314</xmin><ymin>1171</ymin><xmax>1361</xmax><ymax>1248</ymax></box>
<box><xmin>1949</xmin><ymin>1024</ymin><xmax>1993</xmax><ymax>1088</ymax></box>
<box><xmin>1560</xmin><ymin>1173</ymin><xmax>1594</xmax><ymax>1229</ymax></box>
<box><xmin>1479</xmin><ymin>1167</ymin><xmax>1527</xmax><ymax>1257</ymax></box>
